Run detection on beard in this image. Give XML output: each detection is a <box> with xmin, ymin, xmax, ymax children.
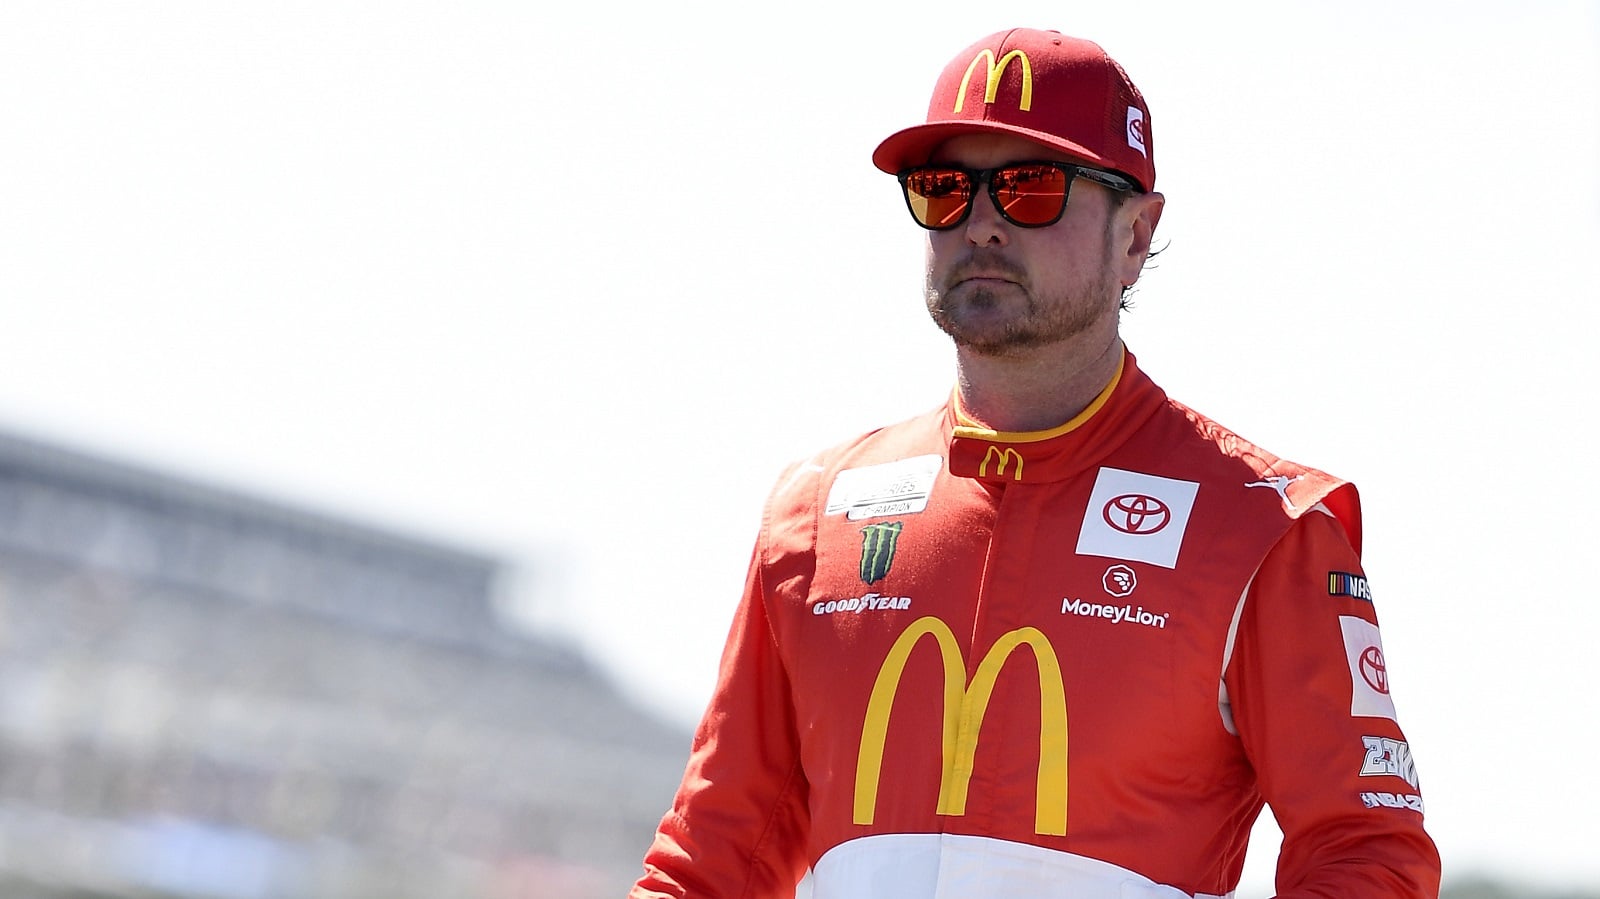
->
<box><xmin>924</xmin><ymin>251</ymin><xmax>1120</xmax><ymax>357</ymax></box>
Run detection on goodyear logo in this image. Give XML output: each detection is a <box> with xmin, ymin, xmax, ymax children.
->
<box><xmin>854</xmin><ymin>616</ymin><xmax>1068</xmax><ymax>836</ymax></box>
<box><xmin>954</xmin><ymin>48</ymin><xmax>1033</xmax><ymax>114</ymax></box>
<box><xmin>859</xmin><ymin>521</ymin><xmax>903</xmax><ymax>585</ymax></box>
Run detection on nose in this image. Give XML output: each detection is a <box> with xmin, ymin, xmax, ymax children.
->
<box><xmin>961</xmin><ymin>181</ymin><xmax>1009</xmax><ymax>247</ymax></box>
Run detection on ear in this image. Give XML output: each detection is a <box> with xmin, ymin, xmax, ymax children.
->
<box><xmin>1116</xmin><ymin>191</ymin><xmax>1165</xmax><ymax>288</ymax></box>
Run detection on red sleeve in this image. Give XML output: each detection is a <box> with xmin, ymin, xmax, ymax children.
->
<box><xmin>1225</xmin><ymin>510</ymin><xmax>1441</xmax><ymax>898</ymax></box>
<box><xmin>630</xmin><ymin>541</ymin><xmax>811</xmax><ymax>899</ymax></box>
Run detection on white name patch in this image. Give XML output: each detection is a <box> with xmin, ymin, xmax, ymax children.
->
<box><xmin>1074</xmin><ymin>467</ymin><xmax>1199</xmax><ymax>569</ymax></box>
<box><xmin>824</xmin><ymin>454</ymin><xmax>942</xmax><ymax>521</ymax></box>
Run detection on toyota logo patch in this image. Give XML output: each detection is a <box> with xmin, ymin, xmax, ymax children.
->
<box><xmin>1103</xmin><ymin>494</ymin><xmax>1170</xmax><ymax>535</ymax></box>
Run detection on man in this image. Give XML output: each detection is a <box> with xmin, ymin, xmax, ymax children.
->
<box><xmin>632</xmin><ymin>27</ymin><xmax>1440</xmax><ymax>898</ymax></box>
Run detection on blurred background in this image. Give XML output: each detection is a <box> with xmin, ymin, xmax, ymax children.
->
<box><xmin>2</xmin><ymin>1</ymin><xmax>1597</xmax><ymax>897</ymax></box>
<box><xmin>0</xmin><ymin>430</ymin><xmax>686</xmax><ymax>897</ymax></box>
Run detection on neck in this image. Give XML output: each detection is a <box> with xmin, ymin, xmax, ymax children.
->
<box><xmin>954</xmin><ymin>336</ymin><xmax>1125</xmax><ymax>433</ymax></box>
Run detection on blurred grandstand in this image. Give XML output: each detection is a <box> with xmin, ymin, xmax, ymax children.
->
<box><xmin>0</xmin><ymin>430</ymin><xmax>687</xmax><ymax>898</ymax></box>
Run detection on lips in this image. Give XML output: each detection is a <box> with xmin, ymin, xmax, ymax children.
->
<box><xmin>951</xmin><ymin>272</ymin><xmax>1023</xmax><ymax>294</ymax></box>
<box><xmin>951</xmin><ymin>266</ymin><xmax>1023</xmax><ymax>289</ymax></box>
<box><xmin>949</xmin><ymin>255</ymin><xmax>1027</xmax><ymax>288</ymax></box>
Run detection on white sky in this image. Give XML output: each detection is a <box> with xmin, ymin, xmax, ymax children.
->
<box><xmin>3</xmin><ymin>1</ymin><xmax>1597</xmax><ymax>894</ymax></box>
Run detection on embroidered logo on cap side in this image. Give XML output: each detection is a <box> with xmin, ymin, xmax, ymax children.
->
<box><xmin>1126</xmin><ymin>106</ymin><xmax>1147</xmax><ymax>157</ymax></box>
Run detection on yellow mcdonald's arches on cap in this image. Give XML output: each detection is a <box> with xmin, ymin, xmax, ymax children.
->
<box><xmin>955</xmin><ymin>48</ymin><xmax>1033</xmax><ymax>114</ymax></box>
<box><xmin>854</xmin><ymin>615</ymin><xmax>1069</xmax><ymax>836</ymax></box>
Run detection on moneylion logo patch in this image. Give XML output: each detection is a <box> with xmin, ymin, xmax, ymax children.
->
<box><xmin>859</xmin><ymin>521</ymin><xmax>904</xmax><ymax>585</ymax></box>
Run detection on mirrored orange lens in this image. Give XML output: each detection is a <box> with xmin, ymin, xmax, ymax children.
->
<box><xmin>904</xmin><ymin>169</ymin><xmax>973</xmax><ymax>229</ymax></box>
<box><xmin>991</xmin><ymin>165</ymin><xmax>1070</xmax><ymax>225</ymax></box>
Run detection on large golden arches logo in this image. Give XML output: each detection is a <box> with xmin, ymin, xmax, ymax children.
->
<box><xmin>954</xmin><ymin>49</ymin><xmax>1034</xmax><ymax>114</ymax></box>
<box><xmin>854</xmin><ymin>616</ymin><xmax>1068</xmax><ymax>836</ymax></box>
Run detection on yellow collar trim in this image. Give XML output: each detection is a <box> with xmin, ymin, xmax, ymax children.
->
<box><xmin>952</xmin><ymin>353</ymin><xmax>1125</xmax><ymax>444</ymax></box>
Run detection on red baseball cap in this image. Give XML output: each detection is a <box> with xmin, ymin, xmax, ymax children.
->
<box><xmin>873</xmin><ymin>28</ymin><xmax>1155</xmax><ymax>192</ymax></box>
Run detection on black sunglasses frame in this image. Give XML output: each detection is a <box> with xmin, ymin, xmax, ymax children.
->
<box><xmin>896</xmin><ymin>160</ymin><xmax>1140</xmax><ymax>231</ymax></box>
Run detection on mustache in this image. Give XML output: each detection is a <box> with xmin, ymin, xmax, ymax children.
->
<box><xmin>946</xmin><ymin>253</ymin><xmax>1028</xmax><ymax>286</ymax></box>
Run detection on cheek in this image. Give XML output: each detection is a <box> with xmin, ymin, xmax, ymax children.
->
<box><xmin>926</xmin><ymin>231</ymin><xmax>968</xmax><ymax>271</ymax></box>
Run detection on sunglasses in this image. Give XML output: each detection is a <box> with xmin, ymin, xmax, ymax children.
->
<box><xmin>897</xmin><ymin>161</ymin><xmax>1139</xmax><ymax>231</ymax></box>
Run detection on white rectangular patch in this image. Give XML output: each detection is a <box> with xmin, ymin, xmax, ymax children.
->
<box><xmin>1074</xmin><ymin>468</ymin><xmax>1199</xmax><ymax>569</ymax></box>
<box><xmin>1126</xmin><ymin>106</ymin><xmax>1148</xmax><ymax>157</ymax></box>
<box><xmin>1341</xmin><ymin>615</ymin><xmax>1398</xmax><ymax>721</ymax></box>
<box><xmin>824</xmin><ymin>454</ymin><xmax>942</xmax><ymax>521</ymax></box>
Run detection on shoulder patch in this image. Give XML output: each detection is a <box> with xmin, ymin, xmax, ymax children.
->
<box><xmin>1329</xmin><ymin>571</ymin><xmax>1373</xmax><ymax>602</ymax></box>
<box><xmin>1340</xmin><ymin>615</ymin><xmax>1398</xmax><ymax>721</ymax></box>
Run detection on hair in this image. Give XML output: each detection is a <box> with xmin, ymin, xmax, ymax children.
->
<box><xmin>1119</xmin><ymin>243</ymin><xmax>1166</xmax><ymax>310</ymax></box>
<box><xmin>1110</xmin><ymin>187</ymin><xmax>1165</xmax><ymax>312</ymax></box>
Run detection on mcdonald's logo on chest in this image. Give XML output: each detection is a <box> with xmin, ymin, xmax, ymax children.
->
<box><xmin>854</xmin><ymin>616</ymin><xmax>1068</xmax><ymax>836</ymax></box>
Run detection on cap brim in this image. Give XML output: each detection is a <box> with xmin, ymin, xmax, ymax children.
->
<box><xmin>872</xmin><ymin>121</ymin><xmax>1118</xmax><ymax>176</ymax></box>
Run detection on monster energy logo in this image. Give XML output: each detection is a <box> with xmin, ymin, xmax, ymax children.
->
<box><xmin>859</xmin><ymin>521</ymin><xmax>904</xmax><ymax>585</ymax></box>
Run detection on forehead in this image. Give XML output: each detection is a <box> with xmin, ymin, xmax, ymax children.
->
<box><xmin>929</xmin><ymin>133</ymin><xmax>1092</xmax><ymax>168</ymax></box>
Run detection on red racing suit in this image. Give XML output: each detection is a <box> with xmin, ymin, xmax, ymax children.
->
<box><xmin>633</xmin><ymin>350</ymin><xmax>1440</xmax><ymax>898</ymax></box>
